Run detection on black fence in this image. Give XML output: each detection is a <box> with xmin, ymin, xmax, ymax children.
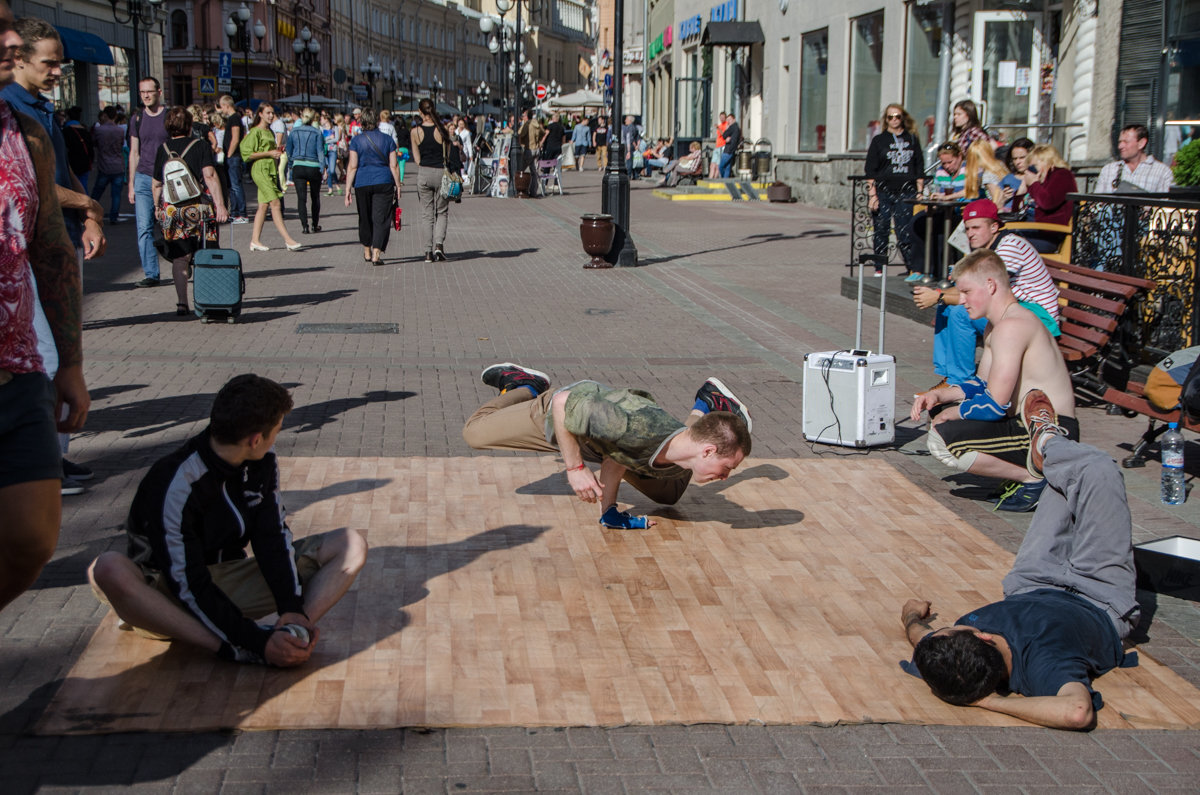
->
<box><xmin>848</xmin><ymin>169</ymin><xmax>1101</xmax><ymax>270</ymax></box>
<box><xmin>1070</xmin><ymin>192</ymin><xmax>1200</xmax><ymax>362</ymax></box>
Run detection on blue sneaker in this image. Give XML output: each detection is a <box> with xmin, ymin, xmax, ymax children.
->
<box><xmin>993</xmin><ymin>480</ymin><xmax>1047</xmax><ymax>512</ymax></box>
<box><xmin>480</xmin><ymin>363</ymin><xmax>550</xmax><ymax>395</ymax></box>
<box><xmin>694</xmin><ymin>377</ymin><xmax>753</xmax><ymax>432</ymax></box>
<box><xmin>903</xmin><ymin>272</ymin><xmax>925</xmax><ymax>283</ymax></box>
<box><xmin>599</xmin><ymin>505</ymin><xmax>652</xmax><ymax>529</ymax></box>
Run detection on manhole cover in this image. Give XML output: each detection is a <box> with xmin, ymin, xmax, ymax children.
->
<box><xmin>296</xmin><ymin>323</ymin><xmax>399</xmax><ymax>334</ymax></box>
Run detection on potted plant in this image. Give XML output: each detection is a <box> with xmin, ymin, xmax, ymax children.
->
<box><xmin>1170</xmin><ymin>140</ymin><xmax>1200</xmax><ymax>197</ymax></box>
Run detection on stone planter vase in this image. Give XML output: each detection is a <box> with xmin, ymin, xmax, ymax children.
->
<box><xmin>767</xmin><ymin>183</ymin><xmax>792</xmax><ymax>203</ymax></box>
<box><xmin>514</xmin><ymin>170</ymin><xmax>533</xmax><ymax>198</ymax></box>
<box><xmin>580</xmin><ymin>214</ymin><xmax>615</xmax><ymax>269</ymax></box>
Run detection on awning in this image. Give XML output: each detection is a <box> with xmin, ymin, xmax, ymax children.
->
<box><xmin>701</xmin><ymin>21</ymin><xmax>765</xmax><ymax>47</ymax></box>
<box><xmin>54</xmin><ymin>26</ymin><xmax>114</xmax><ymax>66</ymax></box>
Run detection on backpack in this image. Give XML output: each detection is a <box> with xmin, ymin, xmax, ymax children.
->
<box><xmin>62</xmin><ymin>123</ymin><xmax>93</xmax><ymax>176</ymax></box>
<box><xmin>1145</xmin><ymin>346</ymin><xmax>1200</xmax><ymax>421</ymax></box>
<box><xmin>160</xmin><ymin>140</ymin><xmax>202</xmax><ymax>205</ymax></box>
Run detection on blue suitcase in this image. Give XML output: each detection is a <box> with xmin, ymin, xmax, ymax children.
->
<box><xmin>193</xmin><ymin>230</ymin><xmax>244</xmax><ymax>323</ymax></box>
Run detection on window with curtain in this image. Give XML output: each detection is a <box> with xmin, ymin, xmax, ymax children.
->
<box><xmin>905</xmin><ymin>5</ymin><xmax>941</xmax><ymax>147</ymax></box>
<box><xmin>798</xmin><ymin>29</ymin><xmax>828</xmax><ymax>151</ymax></box>
<box><xmin>848</xmin><ymin>11</ymin><xmax>885</xmax><ymax>151</ymax></box>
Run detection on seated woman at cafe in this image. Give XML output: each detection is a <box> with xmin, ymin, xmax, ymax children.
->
<box><xmin>965</xmin><ymin>140</ymin><xmax>1020</xmax><ymax>212</ymax></box>
<box><xmin>1013</xmin><ymin>143</ymin><xmax>1078</xmax><ymax>253</ymax></box>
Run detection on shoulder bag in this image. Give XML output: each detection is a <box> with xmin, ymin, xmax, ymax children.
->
<box><xmin>440</xmin><ymin>134</ymin><xmax>463</xmax><ymax>201</ymax></box>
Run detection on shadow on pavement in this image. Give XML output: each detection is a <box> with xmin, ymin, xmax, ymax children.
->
<box><xmin>247</xmin><ymin>265</ymin><xmax>335</xmax><ymax>279</ymax></box>
<box><xmin>242</xmin><ymin>289</ymin><xmax>356</xmax><ymax>309</ymax></box>
<box><xmin>83</xmin><ymin>310</ymin><xmax>298</xmax><ymax>330</ymax></box>
<box><xmin>639</xmin><ymin>229</ymin><xmax>847</xmax><ymax>267</ymax></box>
<box><xmin>284</xmin><ymin>390</ymin><xmax>417</xmax><ymax>433</ymax></box>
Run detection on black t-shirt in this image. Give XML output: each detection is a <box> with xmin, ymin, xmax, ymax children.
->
<box><xmin>723</xmin><ymin>122</ymin><xmax>741</xmax><ymax>154</ymax></box>
<box><xmin>594</xmin><ymin>124</ymin><xmax>608</xmax><ymax>146</ymax></box>
<box><xmin>154</xmin><ymin>136</ymin><xmax>215</xmax><ymax>194</ymax></box>
<box><xmin>223</xmin><ymin>113</ymin><xmax>245</xmax><ymax>159</ymax></box>
<box><xmin>543</xmin><ymin>121</ymin><xmax>565</xmax><ymax>152</ymax></box>
<box><xmin>958</xmin><ymin>589</ymin><xmax>1123</xmax><ymax>707</ymax></box>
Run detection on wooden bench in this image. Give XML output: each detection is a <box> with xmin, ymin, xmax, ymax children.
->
<box><xmin>1045</xmin><ymin>262</ymin><xmax>1156</xmax><ymax>399</ymax></box>
<box><xmin>1102</xmin><ymin>378</ymin><xmax>1200</xmax><ymax>467</ymax></box>
<box><xmin>1005</xmin><ymin>221</ymin><xmax>1073</xmax><ymax>266</ymax></box>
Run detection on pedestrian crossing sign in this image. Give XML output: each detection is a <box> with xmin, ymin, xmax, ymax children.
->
<box><xmin>198</xmin><ymin>76</ymin><xmax>216</xmax><ymax>96</ymax></box>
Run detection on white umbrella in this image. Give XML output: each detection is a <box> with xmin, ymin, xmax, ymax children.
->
<box><xmin>546</xmin><ymin>89</ymin><xmax>605</xmax><ymax>110</ymax></box>
<box><xmin>274</xmin><ymin>94</ymin><xmax>342</xmax><ymax>107</ymax></box>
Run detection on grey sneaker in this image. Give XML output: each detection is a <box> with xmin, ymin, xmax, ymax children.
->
<box><xmin>62</xmin><ymin>459</ymin><xmax>93</xmax><ymax>481</ymax></box>
<box><xmin>61</xmin><ymin>476</ymin><xmax>86</xmax><ymax>496</ymax></box>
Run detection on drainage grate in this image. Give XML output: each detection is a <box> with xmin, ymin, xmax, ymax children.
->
<box><xmin>296</xmin><ymin>322</ymin><xmax>399</xmax><ymax>334</ymax></box>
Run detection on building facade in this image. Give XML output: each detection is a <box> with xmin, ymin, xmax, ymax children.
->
<box><xmin>635</xmin><ymin>0</ymin><xmax>1186</xmax><ymax>207</ymax></box>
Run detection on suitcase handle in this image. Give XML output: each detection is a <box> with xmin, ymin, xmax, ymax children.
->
<box><xmin>856</xmin><ymin>254</ymin><xmax>888</xmax><ymax>355</ymax></box>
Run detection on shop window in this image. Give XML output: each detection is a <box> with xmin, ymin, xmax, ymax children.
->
<box><xmin>170</xmin><ymin>10</ymin><xmax>188</xmax><ymax>50</ymax></box>
<box><xmin>798</xmin><ymin>29</ymin><xmax>828</xmax><ymax>152</ymax></box>
<box><xmin>1167</xmin><ymin>0</ymin><xmax>1200</xmax><ymax>124</ymax></box>
<box><xmin>848</xmin><ymin>12</ymin><xmax>884</xmax><ymax>151</ymax></box>
<box><xmin>905</xmin><ymin>5</ymin><xmax>941</xmax><ymax>147</ymax></box>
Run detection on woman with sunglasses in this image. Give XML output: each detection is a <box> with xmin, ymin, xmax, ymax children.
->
<box><xmin>864</xmin><ymin>104</ymin><xmax>924</xmax><ymax>277</ymax></box>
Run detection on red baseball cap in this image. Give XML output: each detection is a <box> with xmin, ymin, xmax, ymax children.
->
<box><xmin>962</xmin><ymin>199</ymin><xmax>1002</xmax><ymax>225</ymax></box>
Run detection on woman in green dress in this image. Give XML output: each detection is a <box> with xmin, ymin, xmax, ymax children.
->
<box><xmin>239</xmin><ymin>103</ymin><xmax>302</xmax><ymax>251</ymax></box>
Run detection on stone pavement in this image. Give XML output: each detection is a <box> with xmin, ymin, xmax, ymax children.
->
<box><xmin>2</xmin><ymin>170</ymin><xmax>1198</xmax><ymax>793</ymax></box>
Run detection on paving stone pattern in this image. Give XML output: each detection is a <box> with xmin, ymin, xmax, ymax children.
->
<box><xmin>2</xmin><ymin>172</ymin><xmax>1198</xmax><ymax>793</ymax></box>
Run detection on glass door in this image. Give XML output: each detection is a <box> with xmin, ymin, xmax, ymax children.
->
<box><xmin>674</xmin><ymin>75</ymin><xmax>711</xmax><ymax>153</ymax></box>
<box><xmin>971</xmin><ymin>11</ymin><xmax>1042</xmax><ymax>137</ymax></box>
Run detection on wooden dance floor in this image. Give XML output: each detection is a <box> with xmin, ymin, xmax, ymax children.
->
<box><xmin>38</xmin><ymin>457</ymin><xmax>1200</xmax><ymax>734</ymax></box>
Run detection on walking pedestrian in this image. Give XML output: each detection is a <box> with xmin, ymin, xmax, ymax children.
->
<box><xmin>319</xmin><ymin>110</ymin><xmax>339</xmax><ymax>195</ymax></box>
<box><xmin>286</xmin><ymin>107</ymin><xmax>326</xmax><ymax>234</ymax></box>
<box><xmin>126</xmin><ymin>77</ymin><xmax>168</xmax><ymax>286</ymax></box>
<box><xmin>345</xmin><ymin>107</ymin><xmax>402</xmax><ymax>266</ymax></box>
<box><xmin>593</xmin><ymin>115</ymin><xmax>608</xmax><ymax>171</ymax></box>
<box><xmin>151</xmin><ymin>106</ymin><xmax>228</xmax><ymax>316</ymax></box>
<box><xmin>239</xmin><ymin>103</ymin><xmax>301</xmax><ymax>252</ymax></box>
<box><xmin>410</xmin><ymin>98</ymin><xmax>455</xmax><ymax>262</ymax></box>
<box><xmin>217</xmin><ymin>94</ymin><xmax>247</xmax><ymax>223</ymax></box>
<box><xmin>90</xmin><ymin>106</ymin><xmax>126</xmax><ymax>223</ymax></box>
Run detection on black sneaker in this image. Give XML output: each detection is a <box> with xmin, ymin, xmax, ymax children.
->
<box><xmin>61</xmin><ymin>477</ymin><xmax>86</xmax><ymax>496</ymax></box>
<box><xmin>62</xmin><ymin>459</ymin><xmax>93</xmax><ymax>481</ymax></box>
<box><xmin>135</xmin><ymin>277</ymin><xmax>159</xmax><ymax>288</ymax></box>
<box><xmin>694</xmin><ymin>377</ymin><xmax>753</xmax><ymax>432</ymax></box>
<box><xmin>480</xmin><ymin>362</ymin><xmax>550</xmax><ymax>395</ymax></box>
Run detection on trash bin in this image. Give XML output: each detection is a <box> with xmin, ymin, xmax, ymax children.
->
<box><xmin>736</xmin><ymin>148</ymin><xmax>752</xmax><ymax>177</ymax></box>
<box><xmin>752</xmin><ymin>139</ymin><xmax>773</xmax><ymax>182</ymax></box>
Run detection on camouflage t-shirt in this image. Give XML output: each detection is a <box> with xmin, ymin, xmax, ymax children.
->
<box><xmin>546</xmin><ymin>381</ymin><xmax>687</xmax><ymax>479</ymax></box>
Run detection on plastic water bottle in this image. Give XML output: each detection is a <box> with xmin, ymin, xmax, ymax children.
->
<box><xmin>1161</xmin><ymin>422</ymin><xmax>1186</xmax><ymax>505</ymax></box>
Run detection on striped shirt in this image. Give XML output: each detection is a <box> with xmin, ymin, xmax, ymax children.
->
<box><xmin>993</xmin><ymin>232</ymin><xmax>1060</xmax><ymax>319</ymax></box>
<box><xmin>934</xmin><ymin>164</ymin><xmax>967</xmax><ymax>196</ymax></box>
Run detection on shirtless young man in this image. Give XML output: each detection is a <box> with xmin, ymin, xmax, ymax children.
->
<box><xmin>910</xmin><ymin>249</ymin><xmax>1076</xmax><ymax>511</ymax></box>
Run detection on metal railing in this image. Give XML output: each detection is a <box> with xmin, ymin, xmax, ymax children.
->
<box><xmin>1070</xmin><ymin>192</ymin><xmax>1200</xmax><ymax>361</ymax></box>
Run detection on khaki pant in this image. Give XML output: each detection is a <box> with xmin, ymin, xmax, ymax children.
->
<box><xmin>462</xmin><ymin>389</ymin><xmax>691</xmax><ymax>505</ymax></box>
<box><xmin>415</xmin><ymin>165</ymin><xmax>450</xmax><ymax>252</ymax></box>
<box><xmin>94</xmin><ymin>535</ymin><xmax>324</xmax><ymax>640</ymax></box>
<box><xmin>596</xmin><ymin>144</ymin><xmax>608</xmax><ymax>170</ymax></box>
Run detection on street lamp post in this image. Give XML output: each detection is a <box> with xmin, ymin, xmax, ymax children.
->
<box><xmin>361</xmin><ymin>55</ymin><xmax>382</xmax><ymax>107</ymax></box>
<box><xmin>387</xmin><ymin>64</ymin><xmax>399</xmax><ymax>110</ymax></box>
<box><xmin>292</xmin><ymin>26</ymin><xmax>320</xmax><ymax>106</ymax></box>
<box><xmin>601</xmin><ymin>0</ymin><xmax>637</xmax><ymax>266</ymax></box>
<box><xmin>407</xmin><ymin>72</ymin><xmax>422</xmax><ymax>105</ymax></box>
<box><xmin>224</xmin><ymin>3</ymin><xmax>265</xmax><ymax>106</ymax></box>
<box><xmin>432</xmin><ymin>74</ymin><xmax>444</xmax><ymax>103</ymax></box>
<box><xmin>109</xmin><ymin>0</ymin><xmax>163</xmax><ymax>110</ymax></box>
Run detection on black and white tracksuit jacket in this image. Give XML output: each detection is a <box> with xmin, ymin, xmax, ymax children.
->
<box><xmin>125</xmin><ymin>428</ymin><xmax>304</xmax><ymax>661</ymax></box>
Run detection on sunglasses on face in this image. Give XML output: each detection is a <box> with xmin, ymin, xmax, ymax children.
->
<box><xmin>886</xmin><ymin>113</ymin><xmax>902</xmax><ymax>119</ymax></box>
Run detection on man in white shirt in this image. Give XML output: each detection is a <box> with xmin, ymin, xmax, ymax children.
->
<box><xmin>1096</xmin><ymin>125</ymin><xmax>1174</xmax><ymax>194</ymax></box>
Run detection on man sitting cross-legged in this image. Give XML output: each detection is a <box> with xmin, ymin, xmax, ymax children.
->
<box><xmin>910</xmin><ymin>248</ymin><xmax>1077</xmax><ymax>511</ymax></box>
<box><xmin>462</xmin><ymin>363</ymin><xmax>753</xmax><ymax>529</ymax></box>
<box><xmin>88</xmin><ymin>374</ymin><xmax>368</xmax><ymax>668</ymax></box>
<box><xmin>900</xmin><ymin>389</ymin><xmax>1141</xmax><ymax>731</ymax></box>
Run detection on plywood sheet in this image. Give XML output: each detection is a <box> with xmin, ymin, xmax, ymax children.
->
<box><xmin>36</xmin><ymin>457</ymin><xmax>1200</xmax><ymax>734</ymax></box>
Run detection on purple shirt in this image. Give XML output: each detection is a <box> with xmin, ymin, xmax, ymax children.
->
<box><xmin>92</xmin><ymin>122</ymin><xmax>126</xmax><ymax>175</ymax></box>
<box><xmin>131</xmin><ymin>107</ymin><xmax>168</xmax><ymax>177</ymax></box>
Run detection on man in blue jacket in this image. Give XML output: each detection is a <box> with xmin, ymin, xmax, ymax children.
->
<box><xmin>88</xmin><ymin>375</ymin><xmax>367</xmax><ymax>667</ymax></box>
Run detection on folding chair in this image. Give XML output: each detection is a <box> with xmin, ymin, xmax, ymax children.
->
<box><xmin>537</xmin><ymin>156</ymin><xmax>564</xmax><ymax>196</ymax></box>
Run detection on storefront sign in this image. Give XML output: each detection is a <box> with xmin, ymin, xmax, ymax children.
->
<box><xmin>648</xmin><ymin>27</ymin><xmax>672</xmax><ymax>61</ymax></box>
<box><xmin>680</xmin><ymin>14</ymin><xmax>702</xmax><ymax>42</ymax></box>
<box><xmin>710</xmin><ymin>0</ymin><xmax>738</xmax><ymax>22</ymax></box>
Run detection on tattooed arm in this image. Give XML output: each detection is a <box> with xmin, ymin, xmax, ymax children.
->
<box><xmin>19</xmin><ymin>113</ymin><xmax>89</xmax><ymax>432</ymax></box>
